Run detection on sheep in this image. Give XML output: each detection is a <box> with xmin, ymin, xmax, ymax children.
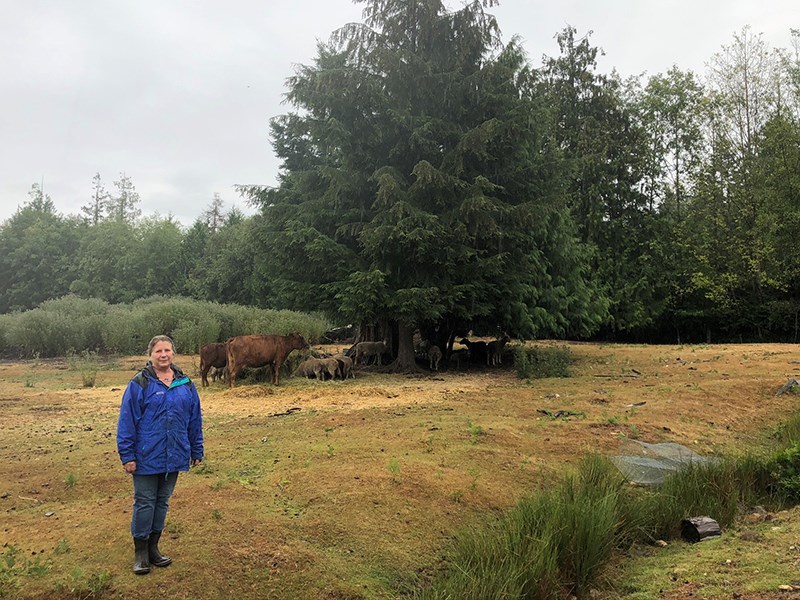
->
<box><xmin>210</xmin><ymin>366</ymin><xmax>227</xmax><ymax>383</ymax></box>
<box><xmin>293</xmin><ymin>358</ymin><xmax>320</xmax><ymax>379</ymax></box>
<box><xmin>333</xmin><ymin>354</ymin><xmax>355</xmax><ymax>379</ymax></box>
<box><xmin>428</xmin><ymin>345</ymin><xmax>442</xmax><ymax>371</ymax></box>
<box><xmin>354</xmin><ymin>340</ymin><xmax>388</xmax><ymax>366</ymax></box>
<box><xmin>487</xmin><ymin>335</ymin><xmax>511</xmax><ymax>366</ymax></box>
<box><xmin>448</xmin><ymin>348</ymin><xmax>470</xmax><ymax>370</ymax></box>
<box><xmin>313</xmin><ymin>357</ymin><xmax>340</xmax><ymax>381</ymax></box>
<box><xmin>459</xmin><ymin>338</ymin><xmax>487</xmax><ymax>365</ymax></box>
<box><xmin>292</xmin><ymin>357</ymin><xmax>338</xmax><ymax>381</ymax></box>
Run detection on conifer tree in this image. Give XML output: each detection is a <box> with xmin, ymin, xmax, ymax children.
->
<box><xmin>244</xmin><ymin>0</ymin><xmax>606</xmax><ymax>368</ymax></box>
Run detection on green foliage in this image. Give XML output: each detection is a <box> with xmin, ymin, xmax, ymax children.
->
<box><xmin>0</xmin><ymin>295</ymin><xmax>331</xmax><ymax>357</ymax></box>
<box><xmin>0</xmin><ymin>545</ymin><xmax>21</xmax><ymax>598</ymax></box>
<box><xmin>59</xmin><ymin>566</ymin><xmax>113</xmax><ymax>598</ymax></box>
<box><xmin>0</xmin><ymin>186</ymin><xmax>83</xmax><ymax>314</ymax></box>
<box><xmin>512</xmin><ymin>344</ymin><xmax>573</xmax><ymax>379</ymax></box>
<box><xmin>2</xmin><ymin>23</ymin><xmax>800</xmax><ymax>344</ymax></box>
<box><xmin>630</xmin><ymin>454</ymin><xmax>779</xmax><ymax>542</ymax></box>
<box><xmin>769</xmin><ymin>412</ymin><xmax>800</xmax><ymax>446</ymax></box>
<box><xmin>466</xmin><ymin>421</ymin><xmax>485</xmax><ymax>443</ymax></box>
<box><xmin>388</xmin><ymin>458</ymin><xmax>401</xmax><ymax>482</ymax></box>
<box><xmin>768</xmin><ymin>442</ymin><xmax>800</xmax><ymax>502</ymax></box>
<box><xmin>0</xmin><ymin>544</ymin><xmax>55</xmax><ymax>598</ymax></box>
<box><xmin>4</xmin><ymin>295</ymin><xmax>108</xmax><ymax>357</ymax></box>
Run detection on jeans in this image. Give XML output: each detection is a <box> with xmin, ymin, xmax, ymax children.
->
<box><xmin>131</xmin><ymin>472</ymin><xmax>178</xmax><ymax>540</ymax></box>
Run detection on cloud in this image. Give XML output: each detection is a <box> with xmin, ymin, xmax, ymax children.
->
<box><xmin>0</xmin><ymin>0</ymin><xmax>796</xmax><ymax>225</ymax></box>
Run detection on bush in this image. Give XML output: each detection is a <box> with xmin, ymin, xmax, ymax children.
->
<box><xmin>2</xmin><ymin>295</ymin><xmax>111</xmax><ymax>357</ymax></box>
<box><xmin>768</xmin><ymin>442</ymin><xmax>800</xmax><ymax>502</ymax></box>
<box><xmin>512</xmin><ymin>344</ymin><xmax>573</xmax><ymax>379</ymax></box>
<box><xmin>0</xmin><ymin>295</ymin><xmax>332</xmax><ymax>358</ymax></box>
<box><xmin>0</xmin><ymin>313</ymin><xmax>12</xmax><ymax>356</ymax></box>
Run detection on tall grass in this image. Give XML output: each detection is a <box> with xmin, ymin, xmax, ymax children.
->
<box><xmin>0</xmin><ymin>294</ymin><xmax>332</xmax><ymax>357</ymax></box>
<box><xmin>417</xmin><ymin>454</ymin><xmax>627</xmax><ymax>599</ymax></box>
<box><xmin>417</xmin><ymin>446</ymin><xmax>798</xmax><ymax>599</ymax></box>
<box><xmin>630</xmin><ymin>458</ymin><xmax>758</xmax><ymax>542</ymax></box>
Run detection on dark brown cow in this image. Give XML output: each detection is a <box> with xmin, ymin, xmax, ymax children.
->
<box><xmin>226</xmin><ymin>333</ymin><xmax>309</xmax><ymax>387</ymax></box>
<box><xmin>199</xmin><ymin>342</ymin><xmax>227</xmax><ymax>387</ymax></box>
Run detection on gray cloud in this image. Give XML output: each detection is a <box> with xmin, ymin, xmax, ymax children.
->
<box><xmin>1</xmin><ymin>0</ymin><xmax>796</xmax><ymax>226</ymax></box>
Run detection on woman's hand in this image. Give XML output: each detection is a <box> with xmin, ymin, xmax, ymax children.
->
<box><xmin>123</xmin><ymin>461</ymin><xmax>137</xmax><ymax>473</ymax></box>
<box><xmin>191</xmin><ymin>459</ymin><xmax>202</xmax><ymax>467</ymax></box>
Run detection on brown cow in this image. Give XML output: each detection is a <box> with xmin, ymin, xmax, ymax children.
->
<box><xmin>226</xmin><ymin>333</ymin><xmax>309</xmax><ymax>387</ymax></box>
<box><xmin>199</xmin><ymin>342</ymin><xmax>227</xmax><ymax>387</ymax></box>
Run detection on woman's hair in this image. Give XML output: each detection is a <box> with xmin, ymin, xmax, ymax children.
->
<box><xmin>147</xmin><ymin>335</ymin><xmax>176</xmax><ymax>355</ymax></box>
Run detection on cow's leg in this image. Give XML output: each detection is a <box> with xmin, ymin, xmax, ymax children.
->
<box><xmin>200</xmin><ymin>363</ymin><xmax>209</xmax><ymax>387</ymax></box>
<box><xmin>274</xmin><ymin>362</ymin><xmax>281</xmax><ymax>385</ymax></box>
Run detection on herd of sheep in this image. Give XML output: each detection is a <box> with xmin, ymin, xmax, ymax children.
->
<box><xmin>199</xmin><ymin>334</ymin><xmax>512</xmax><ymax>387</ymax></box>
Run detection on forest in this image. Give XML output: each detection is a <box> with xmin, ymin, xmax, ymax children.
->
<box><xmin>2</xmin><ymin>0</ymin><xmax>799</xmax><ymax>351</ymax></box>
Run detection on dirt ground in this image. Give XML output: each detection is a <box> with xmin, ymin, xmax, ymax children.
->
<box><xmin>1</xmin><ymin>341</ymin><xmax>799</xmax><ymax>599</ymax></box>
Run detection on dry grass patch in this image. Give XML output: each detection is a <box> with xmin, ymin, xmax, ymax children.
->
<box><xmin>1</xmin><ymin>342</ymin><xmax>799</xmax><ymax>599</ymax></box>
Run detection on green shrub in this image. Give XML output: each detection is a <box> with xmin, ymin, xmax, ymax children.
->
<box><xmin>0</xmin><ymin>295</ymin><xmax>331</xmax><ymax>357</ymax></box>
<box><xmin>768</xmin><ymin>442</ymin><xmax>800</xmax><ymax>502</ymax></box>
<box><xmin>4</xmin><ymin>295</ymin><xmax>111</xmax><ymax>356</ymax></box>
<box><xmin>0</xmin><ymin>313</ymin><xmax>12</xmax><ymax>355</ymax></box>
<box><xmin>512</xmin><ymin>344</ymin><xmax>573</xmax><ymax>379</ymax></box>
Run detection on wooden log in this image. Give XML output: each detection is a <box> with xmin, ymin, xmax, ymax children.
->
<box><xmin>680</xmin><ymin>516</ymin><xmax>721</xmax><ymax>543</ymax></box>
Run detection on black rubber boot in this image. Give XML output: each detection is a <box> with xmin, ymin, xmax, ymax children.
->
<box><xmin>133</xmin><ymin>537</ymin><xmax>151</xmax><ymax>575</ymax></box>
<box><xmin>148</xmin><ymin>531</ymin><xmax>172</xmax><ymax>567</ymax></box>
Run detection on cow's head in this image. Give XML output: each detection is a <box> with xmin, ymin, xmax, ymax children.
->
<box><xmin>288</xmin><ymin>332</ymin><xmax>309</xmax><ymax>350</ymax></box>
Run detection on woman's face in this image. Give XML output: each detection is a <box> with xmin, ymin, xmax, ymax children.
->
<box><xmin>150</xmin><ymin>340</ymin><xmax>174</xmax><ymax>369</ymax></box>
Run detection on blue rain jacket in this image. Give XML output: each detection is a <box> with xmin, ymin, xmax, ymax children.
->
<box><xmin>117</xmin><ymin>362</ymin><xmax>204</xmax><ymax>475</ymax></box>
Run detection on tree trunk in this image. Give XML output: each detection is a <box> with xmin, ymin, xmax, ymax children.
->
<box><xmin>388</xmin><ymin>322</ymin><xmax>421</xmax><ymax>373</ymax></box>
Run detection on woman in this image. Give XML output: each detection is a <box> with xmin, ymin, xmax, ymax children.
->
<box><xmin>117</xmin><ymin>335</ymin><xmax>204</xmax><ymax>575</ymax></box>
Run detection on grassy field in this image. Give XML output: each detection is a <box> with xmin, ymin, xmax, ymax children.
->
<box><xmin>1</xmin><ymin>341</ymin><xmax>799</xmax><ymax>599</ymax></box>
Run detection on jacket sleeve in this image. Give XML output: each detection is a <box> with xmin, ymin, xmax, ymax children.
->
<box><xmin>117</xmin><ymin>380</ymin><xmax>142</xmax><ymax>464</ymax></box>
<box><xmin>188</xmin><ymin>382</ymin><xmax>204</xmax><ymax>461</ymax></box>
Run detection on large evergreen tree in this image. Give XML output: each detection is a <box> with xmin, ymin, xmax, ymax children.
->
<box><xmin>244</xmin><ymin>0</ymin><xmax>606</xmax><ymax>368</ymax></box>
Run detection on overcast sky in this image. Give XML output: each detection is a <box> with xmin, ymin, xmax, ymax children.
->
<box><xmin>0</xmin><ymin>1</ymin><xmax>796</xmax><ymax>226</ymax></box>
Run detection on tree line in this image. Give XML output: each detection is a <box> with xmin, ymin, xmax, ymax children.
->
<box><xmin>2</xmin><ymin>0</ymin><xmax>799</xmax><ymax>356</ymax></box>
